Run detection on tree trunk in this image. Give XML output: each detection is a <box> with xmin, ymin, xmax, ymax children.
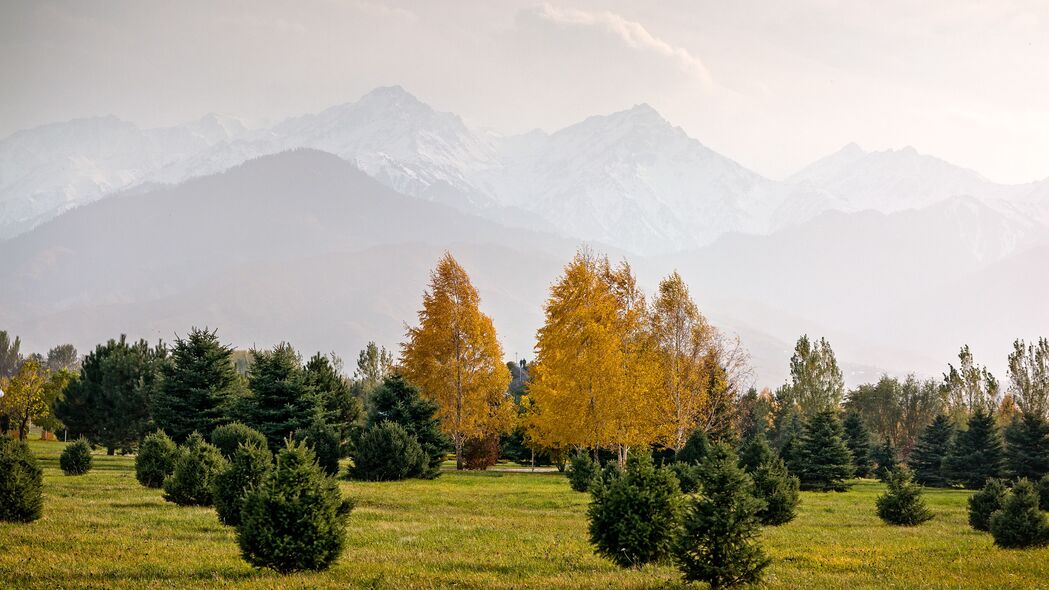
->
<box><xmin>107</xmin><ymin>447</ymin><xmax>115</xmax><ymax>456</ymax></box>
<box><xmin>18</xmin><ymin>416</ymin><xmax>29</xmax><ymax>441</ymax></box>
<box><xmin>455</xmin><ymin>435</ymin><xmax>463</xmax><ymax>471</ymax></box>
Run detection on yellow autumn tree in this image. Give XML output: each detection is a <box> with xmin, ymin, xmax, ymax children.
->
<box><xmin>1</xmin><ymin>358</ymin><xmax>50</xmax><ymax>441</ymax></box>
<box><xmin>401</xmin><ymin>252</ymin><xmax>514</xmax><ymax>470</ymax></box>
<box><xmin>527</xmin><ymin>250</ymin><xmax>660</xmax><ymax>465</ymax></box>
<box><xmin>649</xmin><ymin>271</ymin><xmax>715</xmax><ymax>452</ymax></box>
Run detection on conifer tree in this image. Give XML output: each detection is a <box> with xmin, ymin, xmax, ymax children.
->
<box><xmin>136</xmin><ymin>430</ymin><xmax>177</xmax><ymax>488</ymax></box>
<box><xmin>989</xmin><ymin>478</ymin><xmax>1049</xmax><ymax>549</ymax></box>
<box><xmin>0</xmin><ymin>436</ymin><xmax>43</xmax><ymax>522</ymax></box>
<box><xmin>242</xmin><ymin>343</ymin><xmax>319</xmax><ymax>449</ymax></box>
<box><xmin>1038</xmin><ymin>474</ymin><xmax>1049</xmax><ymax>511</ymax></box>
<box><xmin>968</xmin><ymin>478</ymin><xmax>1008</xmax><ymax>532</ymax></box>
<box><xmin>738</xmin><ymin>432</ymin><xmax>775</xmax><ymax>473</ymax></box>
<box><xmin>350</xmin><ymin>420</ymin><xmax>427</xmax><ymax>481</ymax></box>
<box><xmin>152</xmin><ymin>328</ymin><xmax>243</xmax><ymax>443</ymax></box>
<box><xmin>212</xmin><ymin>442</ymin><xmax>272</xmax><ymax>526</ymax></box>
<box><xmin>364</xmin><ymin>374</ymin><xmax>450</xmax><ymax>478</ymax></box>
<box><xmin>567</xmin><ymin>451</ymin><xmax>600</xmax><ymax>492</ymax></box>
<box><xmin>842</xmin><ymin>412</ymin><xmax>873</xmax><ymax>477</ymax></box>
<box><xmin>676</xmin><ymin>443</ymin><xmax>770</xmax><ymax>589</ymax></box>
<box><xmin>677</xmin><ymin>427</ymin><xmax>711</xmax><ymax>465</ymax></box>
<box><xmin>876</xmin><ymin>466</ymin><xmax>932</xmax><ymax>526</ymax></box>
<box><xmin>163</xmin><ymin>432</ymin><xmax>228</xmax><ymax>506</ymax></box>
<box><xmin>908</xmin><ymin>415</ymin><xmax>955</xmax><ymax>487</ymax></box>
<box><xmin>743</xmin><ymin>436</ymin><xmax>800</xmax><ymax>526</ymax></box>
<box><xmin>304</xmin><ymin>352</ymin><xmax>362</xmax><ymax>449</ymax></box>
<box><xmin>1003</xmin><ymin>412</ymin><xmax>1049</xmax><ymax>481</ymax></box>
<box><xmin>871</xmin><ymin>438</ymin><xmax>898</xmax><ymax>481</ymax></box>
<box><xmin>59</xmin><ymin>438</ymin><xmax>93</xmax><ymax>475</ymax></box>
<box><xmin>777</xmin><ymin>412</ymin><xmax>805</xmax><ymax>476</ymax></box>
<box><xmin>402</xmin><ymin>253</ymin><xmax>514</xmax><ymax>470</ymax></box>
<box><xmin>797</xmin><ymin>409</ymin><xmax>854</xmax><ymax>491</ymax></box>
<box><xmin>942</xmin><ymin>409</ymin><xmax>1004</xmax><ymax>489</ymax></box>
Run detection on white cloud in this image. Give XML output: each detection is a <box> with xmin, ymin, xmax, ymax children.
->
<box><xmin>533</xmin><ymin>3</ymin><xmax>714</xmax><ymax>88</ymax></box>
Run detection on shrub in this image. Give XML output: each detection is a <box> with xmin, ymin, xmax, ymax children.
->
<box><xmin>212</xmin><ymin>442</ymin><xmax>273</xmax><ymax>526</ymax></box>
<box><xmin>59</xmin><ymin>438</ymin><xmax>93</xmax><ymax>476</ymax></box>
<box><xmin>296</xmin><ymin>421</ymin><xmax>341</xmax><ymax>476</ymax></box>
<box><xmin>750</xmin><ymin>455</ymin><xmax>800</xmax><ymax>526</ymax></box>
<box><xmin>668</xmin><ymin>461</ymin><xmax>702</xmax><ymax>494</ymax></box>
<box><xmin>237</xmin><ymin>440</ymin><xmax>352</xmax><ymax>573</ymax></box>
<box><xmin>163</xmin><ymin>432</ymin><xmax>228</xmax><ymax>506</ymax></box>
<box><xmin>676</xmin><ymin>442</ymin><xmax>770</xmax><ymax>589</ymax></box>
<box><xmin>567</xmin><ymin>452</ymin><xmax>599</xmax><ymax>492</ymax></box>
<box><xmin>0</xmin><ymin>437</ymin><xmax>43</xmax><ymax>522</ymax></box>
<box><xmin>588</xmin><ymin>453</ymin><xmax>682</xmax><ymax>568</ymax></box>
<box><xmin>1039</xmin><ymin>474</ymin><xmax>1049</xmax><ymax>511</ymax></box>
<box><xmin>349</xmin><ymin>421</ymin><xmax>426</xmax><ymax>481</ymax></box>
<box><xmin>876</xmin><ymin>466</ymin><xmax>932</xmax><ymax>526</ymax></box>
<box><xmin>462</xmin><ymin>435</ymin><xmax>500</xmax><ymax>470</ymax></box>
<box><xmin>211</xmin><ymin>422</ymin><xmax>268</xmax><ymax>459</ymax></box>
<box><xmin>989</xmin><ymin>478</ymin><xmax>1049</xmax><ymax>549</ymax></box>
<box><xmin>136</xmin><ymin>430</ymin><xmax>177</xmax><ymax>488</ymax></box>
<box><xmin>968</xmin><ymin>478</ymin><xmax>1008</xmax><ymax>531</ymax></box>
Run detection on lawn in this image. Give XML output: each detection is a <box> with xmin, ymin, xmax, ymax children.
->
<box><xmin>2</xmin><ymin>440</ymin><xmax>1049</xmax><ymax>589</ymax></box>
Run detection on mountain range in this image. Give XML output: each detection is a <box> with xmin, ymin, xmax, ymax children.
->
<box><xmin>2</xmin><ymin>86</ymin><xmax>1047</xmax><ymax>387</ymax></box>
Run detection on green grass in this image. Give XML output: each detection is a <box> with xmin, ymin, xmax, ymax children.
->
<box><xmin>2</xmin><ymin>440</ymin><xmax>1048</xmax><ymax>589</ymax></box>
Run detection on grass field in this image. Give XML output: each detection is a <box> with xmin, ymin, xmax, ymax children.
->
<box><xmin>3</xmin><ymin>441</ymin><xmax>1049</xmax><ymax>589</ymax></box>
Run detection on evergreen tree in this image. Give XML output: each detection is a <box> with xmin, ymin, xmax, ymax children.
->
<box><xmin>738</xmin><ymin>432</ymin><xmax>775</xmax><ymax>473</ymax></box>
<box><xmin>242</xmin><ymin>343</ymin><xmax>319</xmax><ymax>449</ymax></box>
<box><xmin>210</xmin><ymin>422</ymin><xmax>268</xmax><ymax>459</ymax></box>
<box><xmin>135</xmin><ymin>430</ymin><xmax>177</xmax><ymax>488</ymax></box>
<box><xmin>1004</xmin><ymin>412</ymin><xmax>1049</xmax><ymax>481</ymax></box>
<box><xmin>876</xmin><ymin>466</ymin><xmax>932</xmax><ymax>526</ymax></box>
<box><xmin>349</xmin><ymin>421</ymin><xmax>427</xmax><ymax>481</ymax></box>
<box><xmin>59</xmin><ymin>438</ymin><xmax>93</xmax><ymax>475</ymax></box>
<box><xmin>238</xmin><ymin>440</ymin><xmax>352</xmax><ymax>573</ymax></box>
<box><xmin>871</xmin><ymin>438</ymin><xmax>898</xmax><ymax>481</ymax></box>
<box><xmin>304</xmin><ymin>352</ymin><xmax>362</xmax><ymax>450</ymax></box>
<box><xmin>677</xmin><ymin>427</ymin><xmax>712</xmax><ymax>465</ymax></box>
<box><xmin>797</xmin><ymin>409</ymin><xmax>854</xmax><ymax>491</ymax></box>
<box><xmin>842</xmin><ymin>412</ymin><xmax>873</xmax><ymax>477</ymax></box>
<box><xmin>162</xmin><ymin>433</ymin><xmax>228</xmax><ymax>506</ymax></box>
<box><xmin>56</xmin><ymin>336</ymin><xmax>167</xmax><ymax>454</ymax></box>
<box><xmin>776</xmin><ymin>411</ymin><xmax>805</xmax><ymax>475</ymax></box>
<box><xmin>0</xmin><ymin>436</ymin><xmax>43</xmax><ymax>522</ymax></box>
<box><xmin>1038</xmin><ymin>474</ymin><xmax>1049</xmax><ymax>511</ymax></box>
<box><xmin>567</xmin><ymin>452</ymin><xmax>599</xmax><ymax>492</ymax></box>
<box><xmin>942</xmin><ymin>409</ymin><xmax>1004</xmax><ymax>489</ymax></box>
<box><xmin>296</xmin><ymin>419</ymin><xmax>342</xmax><ymax>476</ymax></box>
<box><xmin>749</xmin><ymin>452</ymin><xmax>800</xmax><ymax>526</ymax></box>
<box><xmin>364</xmin><ymin>374</ymin><xmax>450</xmax><ymax>478</ymax></box>
<box><xmin>212</xmin><ymin>442</ymin><xmax>272</xmax><ymax>526</ymax></box>
<box><xmin>908</xmin><ymin>415</ymin><xmax>955</xmax><ymax>487</ymax></box>
<box><xmin>968</xmin><ymin>478</ymin><xmax>1008</xmax><ymax>532</ymax></box>
<box><xmin>989</xmin><ymin>478</ymin><xmax>1049</xmax><ymax>549</ymax></box>
<box><xmin>152</xmin><ymin>328</ymin><xmax>242</xmax><ymax>443</ymax></box>
<box><xmin>676</xmin><ymin>443</ymin><xmax>770</xmax><ymax>589</ymax></box>
<box><xmin>588</xmin><ymin>453</ymin><xmax>682</xmax><ymax>568</ymax></box>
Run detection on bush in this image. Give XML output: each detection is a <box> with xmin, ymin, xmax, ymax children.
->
<box><xmin>1039</xmin><ymin>474</ymin><xmax>1049</xmax><ymax>511</ymax></box>
<box><xmin>213</xmin><ymin>442</ymin><xmax>273</xmax><ymax>526</ymax></box>
<box><xmin>136</xmin><ymin>430</ymin><xmax>178</xmax><ymax>488</ymax></box>
<box><xmin>588</xmin><ymin>453</ymin><xmax>682</xmax><ymax>568</ymax></box>
<box><xmin>59</xmin><ymin>438</ymin><xmax>93</xmax><ymax>476</ymax></box>
<box><xmin>163</xmin><ymin>432</ymin><xmax>228</xmax><ymax>506</ymax></box>
<box><xmin>462</xmin><ymin>435</ymin><xmax>500</xmax><ymax>470</ymax></box>
<box><xmin>676</xmin><ymin>442</ymin><xmax>770</xmax><ymax>589</ymax></box>
<box><xmin>0</xmin><ymin>437</ymin><xmax>43</xmax><ymax>522</ymax></box>
<box><xmin>969</xmin><ymin>478</ymin><xmax>1009</xmax><ymax>532</ymax></box>
<box><xmin>349</xmin><ymin>421</ymin><xmax>426</xmax><ymax>481</ymax></box>
<box><xmin>211</xmin><ymin>422</ymin><xmax>268</xmax><ymax>459</ymax></box>
<box><xmin>750</xmin><ymin>456</ymin><xmax>800</xmax><ymax>526</ymax></box>
<box><xmin>296</xmin><ymin>421</ymin><xmax>341</xmax><ymax>476</ymax></box>
<box><xmin>237</xmin><ymin>440</ymin><xmax>352</xmax><ymax>573</ymax></box>
<box><xmin>989</xmin><ymin>478</ymin><xmax>1049</xmax><ymax>549</ymax></box>
<box><xmin>876</xmin><ymin>466</ymin><xmax>932</xmax><ymax>526</ymax></box>
<box><xmin>668</xmin><ymin>461</ymin><xmax>702</xmax><ymax>494</ymax></box>
<box><xmin>567</xmin><ymin>452</ymin><xmax>599</xmax><ymax>492</ymax></box>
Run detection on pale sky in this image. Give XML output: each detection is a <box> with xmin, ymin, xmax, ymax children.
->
<box><xmin>2</xmin><ymin>0</ymin><xmax>1048</xmax><ymax>183</ymax></box>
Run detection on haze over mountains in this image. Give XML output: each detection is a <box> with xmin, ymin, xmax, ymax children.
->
<box><xmin>2</xmin><ymin>86</ymin><xmax>1047</xmax><ymax>387</ymax></box>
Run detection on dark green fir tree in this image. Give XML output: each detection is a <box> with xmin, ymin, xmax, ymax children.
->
<box><xmin>908</xmin><ymin>415</ymin><xmax>955</xmax><ymax>487</ymax></box>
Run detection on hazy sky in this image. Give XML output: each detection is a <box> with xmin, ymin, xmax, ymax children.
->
<box><xmin>2</xmin><ymin>0</ymin><xmax>1048</xmax><ymax>183</ymax></box>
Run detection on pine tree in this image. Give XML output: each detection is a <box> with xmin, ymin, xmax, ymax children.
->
<box><xmin>797</xmin><ymin>409</ymin><xmax>854</xmax><ymax>491</ymax></box>
<box><xmin>402</xmin><ymin>252</ymin><xmax>514</xmax><ymax>470</ymax></box>
<box><xmin>942</xmin><ymin>409</ymin><xmax>1004</xmax><ymax>489</ymax></box>
<box><xmin>162</xmin><ymin>433</ymin><xmax>228</xmax><ymax>506</ymax></box>
<box><xmin>59</xmin><ymin>438</ymin><xmax>93</xmax><ymax>475</ymax></box>
<box><xmin>210</xmin><ymin>422</ymin><xmax>268</xmax><ymax>460</ymax></box>
<box><xmin>0</xmin><ymin>436</ymin><xmax>43</xmax><ymax>522</ymax></box>
<box><xmin>677</xmin><ymin>427</ymin><xmax>711</xmax><ymax>465</ymax></box>
<box><xmin>588</xmin><ymin>453</ymin><xmax>682</xmax><ymax>568</ymax></box>
<box><xmin>968</xmin><ymin>478</ymin><xmax>1008</xmax><ymax>532</ymax></box>
<box><xmin>908</xmin><ymin>415</ymin><xmax>955</xmax><ymax>487</ymax></box>
<box><xmin>1004</xmin><ymin>412</ymin><xmax>1049</xmax><ymax>481</ymax></box>
<box><xmin>989</xmin><ymin>478</ymin><xmax>1049</xmax><ymax>549</ymax></box>
<box><xmin>748</xmin><ymin>451</ymin><xmax>800</xmax><ymax>526</ymax></box>
<box><xmin>242</xmin><ymin>343</ymin><xmax>319</xmax><ymax>449</ymax></box>
<box><xmin>842</xmin><ymin>412</ymin><xmax>873</xmax><ymax>477</ymax></box>
<box><xmin>349</xmin><ymin>420</ymin><xmax>427</xmax><ymax>481</ymax></box>
<box><xmin>739</xmin><ymin>432</ymin><xmax>775</xmax><ymax>473</ymax></box>
<box><xmin>152</xmin><ymin>328</ymin><xmax>243</xmax><ymax>443</ymax></box>
<box><xmin>775</xmin><ymin>410</ymin><xmax>805</xmax><ymax>475</ymax></box>
<box><xmin>364</xmin><ymin>374</ymin><xmax>451</xmax><ymax>478</ymax></box>
<box><xmin>237</xmin><ymin>440</ymin><xmax>352</xmax><ymax>573</ymax></box>
<box><xmin>1038</xmin><ymin>474</ymin><xmax>1049</xmax><ymax>511</ymax></box>
<box><xmin>296</xmin><ymin>419</ymin><xmax>342</xmax><ymax>476</ymax></box>
<box><xmin>136</xmin><ymin>430</ymin><xmax>177</xmax><ymax>488</ymax></box>
<box><xmin>304</xmin><ymin>352</ymin><xmax>362</xmax><ymax>451</ymax></box>
<box><xmin>876</xmin><ymin>466</ymin><xmax>932</xmax><ymax>526</ymax></box>
<box><xmin>212</xmin><ymin>442</ymin><xmax>272</xmax><ymax>526</ymax></box>
<box><xmin>676</xmin><ymin>443</ymin><xmax>770</xmax><ymax>589</ymax></box>
<box><xmin>567</xmin><ymin>452</ymin><xmax>599</xmax><ymax>492</ymax></box>
<box><xmin>871</xmin><ymin>438</ymin><xmax>897</xmax><ymax>481</ymax></box>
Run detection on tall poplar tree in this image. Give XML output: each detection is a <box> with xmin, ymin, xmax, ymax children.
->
<box><xmin>781</xmin><ymin>335</ymin><xmax>844</xmax><ymax>416</ymax></box>
<box><xmin>401</xmin><ymin>253</ymin><xmax>514</xmax><ymax>470</ymax></box>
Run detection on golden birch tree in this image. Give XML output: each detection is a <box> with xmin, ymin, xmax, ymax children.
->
<box><xmin>1</xmin><ymin>358</ymin><xmax>50</xmax><ymax>441</ymax></box>
<box><xmin>401</xmin><ymin>252</ymin><xmax>514</xmax><ymax>470</ymax></box>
